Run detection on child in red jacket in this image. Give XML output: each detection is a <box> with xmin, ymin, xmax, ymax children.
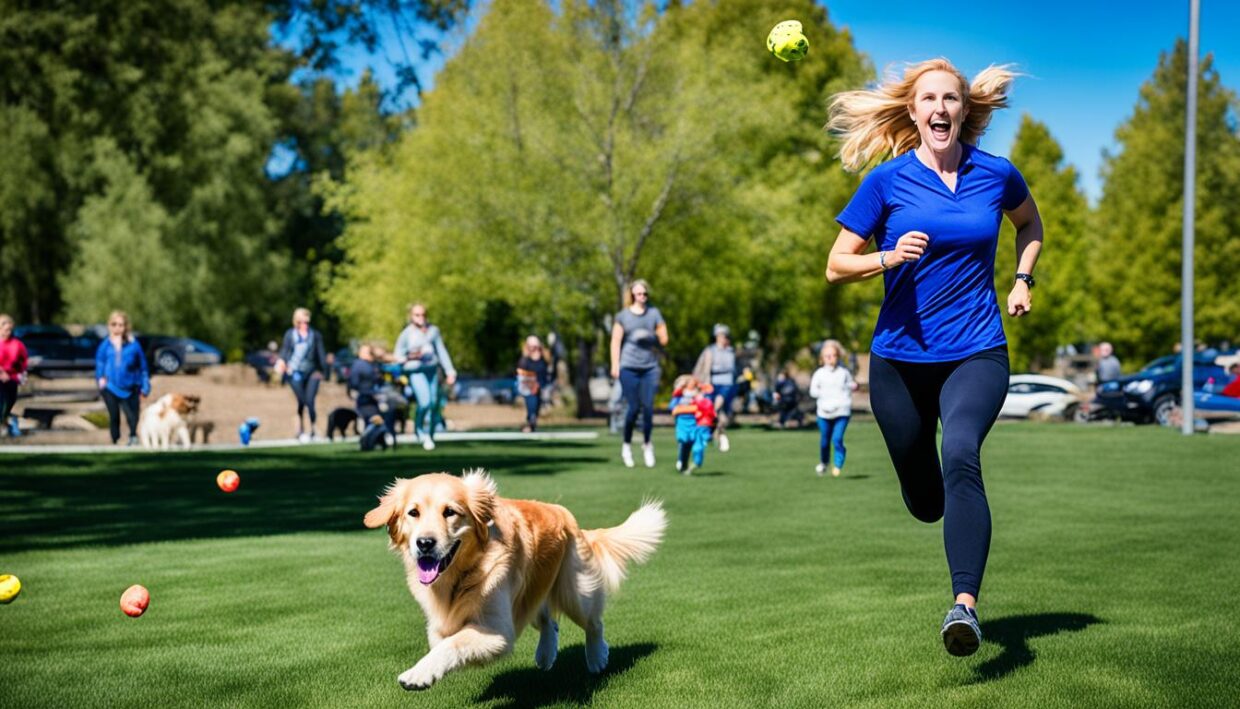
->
<box><xmin>670</xmin><ymin>375</ymin><xmax>716</xmax><ymax>475</ymax></box>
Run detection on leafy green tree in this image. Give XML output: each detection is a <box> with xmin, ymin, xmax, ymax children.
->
<box><xmin>0</xmin><ymin>0</ymin><xmax>465</xmax><ymax>349</ymax></box>
<box><xmin>1093</xmin><ymin>41</ymin><xmax>1240</xmax><ymax>366</ymax></box>
<box><xmin>996</xmin><ymin>115</ymin><xmax>1093</xmax><ymax>371</ymax></box>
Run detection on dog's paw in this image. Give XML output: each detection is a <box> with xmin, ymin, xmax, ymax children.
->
<box><xmin>585</xmin><ymin>638</ymin><xmax>609</xmax><ymax>674</ymax></box>
<box><xmin>398</xmin><ymin>661</ymin><xmax>442</xmax><ymax>691</ymax></box>
<box><xmin>534</xmin><ymin>623</ymin><xmax>558</xmax><ymax>670</ymax></box>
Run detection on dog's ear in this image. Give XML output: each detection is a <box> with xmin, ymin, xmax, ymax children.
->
<box><xmin>363</xmin><ymin>480</ymin><xmax>404</xmax><ymax>529</ymax></box>
<box><xmin>461</xmin><ymin>469</ymin><xmax>497</xmax><ymax>545</ymax></box>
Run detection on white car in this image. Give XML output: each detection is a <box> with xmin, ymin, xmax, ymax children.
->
<box><xmin>1001</xmin><ymin>374</ymin><xmax>1083</xmax><ymax>419</ymax></box>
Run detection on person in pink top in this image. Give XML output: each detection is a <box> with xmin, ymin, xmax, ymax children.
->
<box><xmin>0</xmin><ymin>314</ymin><xmax>29</xmax><ymax>438</ymax></box>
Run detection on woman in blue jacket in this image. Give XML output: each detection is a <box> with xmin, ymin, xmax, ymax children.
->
<box><xmin>95</xmin><ymin>310</ymin><xmax>151</xmax><ymax>446</ymax></box>
<box><xmin>826</xmin><ymin>59</ymin><xmax>1043</xmax><ymax>657</ymax></box>
<box><xmin>275</xmin><ymin>307</ymin><xmax>329</xmax><ymax>443</ymax></box>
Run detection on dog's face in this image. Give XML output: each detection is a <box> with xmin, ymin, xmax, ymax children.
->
<box><xmin>364</xmin><ymin>471</ymin><xmax>496</xmax><ymax>586</ymax></box>
<box><xmin>169</xmin><ymin>394</ymin><xmax>201</xmax><ymax>416</ymax></box>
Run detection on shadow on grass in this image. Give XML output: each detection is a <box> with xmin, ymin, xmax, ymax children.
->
<box><xmin>974</xmin><ymin>612</ymin><xmax>1101</xmax><ymax>682</ymax></box>
<box><xmin>0</xmin><ymin>442</ymin><xmax>603</xmax><ymax>552</ymax></box>
<box><xmin>475</xmin><ymin>642</ymin><xmax>657</xmax><ymax>709</ymax></box>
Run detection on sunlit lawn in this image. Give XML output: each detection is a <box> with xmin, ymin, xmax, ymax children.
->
<box><xmin>2</xmin><ymin>422</ymin><xmax>1238</xmax><ymax>707</ymax></box>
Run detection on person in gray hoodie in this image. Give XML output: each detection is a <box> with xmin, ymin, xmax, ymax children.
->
<box><xmin>394</xmin><ymin>303</ymin><xmax>456</xmax><ymax>450</ymax></box>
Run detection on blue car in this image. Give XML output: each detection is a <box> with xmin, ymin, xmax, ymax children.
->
<box><xmin>1088</xmin><ymin>352</ymin><xmax>1229</xmax><ymax>426</ymax></box>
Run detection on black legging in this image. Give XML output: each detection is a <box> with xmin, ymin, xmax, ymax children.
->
<box><xmin>0</xmin><ymin>381</ymin><xmax>19</xmax><ymax>430</ymax></box>
<box><xmin>289</xmin><ymin>374</ymin><xmax>321</xmax><ymax>425</ymax></box>
<box><xmin>619</xmin><ymin>366</ymin><xmax>660</xmax><ymax>444</ymax></box>
<box><xmin>868</xmin><ymin>346</ymin><xmax>1009</xmax><ymax>599</ymax></box>
<box><xmin>102</xmin><ymin>388</ymin><xmax>142</xmax><ymax>444</ymax></box>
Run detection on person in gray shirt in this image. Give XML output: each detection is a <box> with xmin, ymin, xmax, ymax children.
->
<box><xmin>609</xmin><ymin>279</ymin><xmax>668</xmax><ymax>468</ymax></box>
<box><xmin>394</xmin><ymin>302</ymin><xmax>457</xmax><ymax>450</ymax></box>
<box><xmin>695</xmin><ymin>324</ymin><xmax>738</xmax><ymax>453</ymax></box>
<box><xmin>1096</xmin><ymin>342</ymin><xmax>1122</xmax><ymax>384</ymax></box>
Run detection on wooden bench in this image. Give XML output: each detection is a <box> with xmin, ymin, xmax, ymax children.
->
<box><xmin>21</xmin><ymin>407</ymin><xmax>66</xmax><ymax>430</ymax></box>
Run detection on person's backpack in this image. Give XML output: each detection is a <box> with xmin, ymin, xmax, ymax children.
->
<box><xmin>359</xmin><ymin>418</ymin><xmax>392</xmax><ymax>452</ymax></box>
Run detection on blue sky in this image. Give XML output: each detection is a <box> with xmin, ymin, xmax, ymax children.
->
<box><xmin>319</xmin><ymin>1</ymin><xmax>1238</xmax><ymax>203</ymax></box>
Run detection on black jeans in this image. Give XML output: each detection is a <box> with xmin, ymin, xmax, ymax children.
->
<box><xmin>523</xmin><ymin>393</ymin><xmax>541</xmax><ymax>431</ymax></box>
<box><xmin>102</xmin><ymin>388</ymin><xmax>142</xmax><ymax>443</ymax></box>
<box><xmin>868</xmin><ymin>346</ymin><xmax>1009</xmax><ymax>599</ymax></box>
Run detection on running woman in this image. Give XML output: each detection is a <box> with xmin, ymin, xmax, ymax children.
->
<box><xmin>826</xmin><ymin>59</ymin><xmax>1043</xmax><ymax>656</ymax></box>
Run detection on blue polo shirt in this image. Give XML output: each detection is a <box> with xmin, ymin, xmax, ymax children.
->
<box><xmin>836</xmin><ymin>144</ymin><xmax>1028</xmax><ymax>363</ymax></box>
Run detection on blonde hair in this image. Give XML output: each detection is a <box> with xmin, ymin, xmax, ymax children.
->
<box><xmin>827</xmin><ymin>59</ymin><xmax>1018</xmax><ymax>172</ymax></box>
<box><xmin>108</xmin><ymin>310</ymin><xmax>132</xmax><ymax>339</ymax></box>
<box><xmin>0</xmin><ymin>313</ymin><xmax>13</xmax><ymax>329</ymax></box>
<box><xmin>624</xmin><ymin>279</ymin><xmax>652</xmax><ymax>308</ymax></box>
<box><xmin>820</xmin><ymin>339</ymin><xmax>847</xmax><ymax>365</ymax></box>
<box><xmin>673</xmin><ymin>374</ymin><xmax>696</xmax><ymax>392</ymax></box>
<box><xmin>292</xmin><ymin>307</ymin><xmax>311</xmax><ymax>326</ymax></box>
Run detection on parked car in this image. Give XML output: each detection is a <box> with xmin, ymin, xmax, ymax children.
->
<box><xmin>453</xmin><ymin>375</ymin><xmax>517</xmax><ymax>405</ymax></box>
<box><xmin>1000</xmin><ymin>374</ymin><xmax>1083</xmax><ymax>419</ymax></box>
<box><xmin>1084</xmin><ymin>353</ymin><xmax>1228</xmax><ymax>425</ymax></box>
<box><xmin>136</xmin><ymin>334</ymin><xmax>222</xmax><ymax>374</ymax></box>
<box><xmin>15</xmin><ymin>325</ymin><xmax>97</xmax><ymax>379</ymax></box>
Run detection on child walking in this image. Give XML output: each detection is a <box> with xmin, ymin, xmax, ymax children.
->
<box><xmin>670</xmin><ymin>376</ymin><xmax>716</xmax><ymax>475</ymax></box>
<box><xmin>809</xmin><ymin>340</ymin><xmax>857</xmax><ymax>477</ymax></box>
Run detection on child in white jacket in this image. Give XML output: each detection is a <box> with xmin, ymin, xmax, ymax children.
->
<box><xmin>809</xmin><ymin>339</ymin><xmax>858</xmax><ymax>477</ymax></box>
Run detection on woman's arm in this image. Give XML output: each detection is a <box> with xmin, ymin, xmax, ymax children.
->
<box><xmin>95</xmin><ymin>340</ymin><xmax>108</xmax><ymax>389</ymax></box>
<box><xmin>135</xmin><ymin>342</ymin><xmax>150</xmax><ymax>397</ymax></box>
<box><xmin>610</xmin><ymin>321</ymin><xmax>624</xmax><ymax>379</ymax></box>
<box><xmin>433</xmin><ymin>329</ymin><xmax>456</xmax><ymax>385</ymax></box>
<box><xmin>1005</xmin><ymin>194</ymin><xmax>1044</xmax><ymax>317</ymax></box>
<box><xmin>314</xmin><ymin>331</ymin><xmax>328</xmax><ymax>376</ymax></box>
<box><xmin>655</xmin><ymin>322</ymin><xmax>669</xmax><ymax>348</ymax></box>
<box><xmin>826</xmin><ymin>228</ymin><xmax>928</xmax><ymax>284</ymax></box>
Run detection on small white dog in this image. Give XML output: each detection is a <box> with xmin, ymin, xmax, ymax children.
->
<box><xmin>138</xmin><ymin>393</ymin><xmax>201</xmax><ymax>450</ymax></box>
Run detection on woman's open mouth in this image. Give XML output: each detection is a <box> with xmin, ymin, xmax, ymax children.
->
<box><xmin>929</xmin><ymin>119</ymin><xmax>951</xmax><ymax>142</ymax></box>
<box><xmin>415</xmin><ymin>540</ymin><xmax>461</xmax><ymax>585</ymax></box>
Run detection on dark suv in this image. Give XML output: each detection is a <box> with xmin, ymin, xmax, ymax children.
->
<box><xmin>1088</xmin><ymin>353</ymin><xmax>1228</xmax><ymax>425</ymax></box>
<box><xmin>14</xmin><ymin>325</ymin><xmax>98</xmax><ymax>379</ymax></box>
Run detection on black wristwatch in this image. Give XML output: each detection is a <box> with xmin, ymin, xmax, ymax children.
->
<box><xmin>1015</xmin><ymin>272</ymin><xmax>1035</xmax><ymax>288</ymax></box>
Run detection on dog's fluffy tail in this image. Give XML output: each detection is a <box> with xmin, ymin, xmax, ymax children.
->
<box><xmin>579</xmin><ymin>500</ymin><xmax>666</xmax><ymax>594</ymax></box>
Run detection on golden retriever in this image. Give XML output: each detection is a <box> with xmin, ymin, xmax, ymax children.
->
<box><xmin>137</xmin><ymin>393</ymin><xmax>201</xmax><ymax>450</ymax></box>
<box><xmin>364</xmin><ymin>470</ymin><xmax>666</xmax><ymax>690</ymax></box>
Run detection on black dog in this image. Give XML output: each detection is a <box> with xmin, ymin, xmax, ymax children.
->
<box><xmin>326</xmin><ymin>407</ymin><xmax>360</xmax><ymax>440</ymax></box>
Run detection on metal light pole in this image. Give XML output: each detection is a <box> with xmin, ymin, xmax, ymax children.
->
<box><xmin>1180</xmin><ymin>0</ymin><xmax>1199</xmax><ymax>435</ymax></box>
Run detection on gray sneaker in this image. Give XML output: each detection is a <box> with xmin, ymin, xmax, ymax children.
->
<box><xmin>941</xmin><ymin>604</ymin><xmax>982</xmax><ymax>657</ymax></box>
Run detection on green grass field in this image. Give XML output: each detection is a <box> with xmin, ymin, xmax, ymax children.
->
<box><xmin>2</xmin><ymin>423</ymin><xmax>1238</xmax><ymax>708</ymax></box>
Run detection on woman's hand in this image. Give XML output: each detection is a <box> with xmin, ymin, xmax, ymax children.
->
<box><xmin>0</xmin><ymin>371</ymin><xmax>9</xmax><ymax>383</ymax></box>
<box><xmin>1007</xmin><ymin>281</ymin><xmax>1032</xmax><ymax>317</ymax></box>
<box><xmin>274</xmin><ymin>359</ymin><xmax>287</xmax><ymax>375</ymax></box>
<box><xmin>610</xmin><ymin>365</ymin><xmax>620</xmax><ymax>380</ymax></box>
<box><xmin>889</xmin><ymin>231</ymin><xmax>929</xmax><ymax>266</ymax></box>
<box><xmin>98</xmin><ymin>377</ymin><xmax>107</xmax><ymax>390</ymax></box>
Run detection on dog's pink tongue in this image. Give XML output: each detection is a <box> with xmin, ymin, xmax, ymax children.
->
<box><xmin>416</xmin><ymin>557</ymin><xmax>440</xmax><ymax>585</ymax></box>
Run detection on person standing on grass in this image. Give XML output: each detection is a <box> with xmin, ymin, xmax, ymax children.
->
<box><xmin>610</xmin><ymin>279</ymin><xmax>668</xmax><ymax>468</ymax></box>
<box><xmin>696</xmin><ymin>323</ymin><xmax>738</xmax><ymax>453</ymax></box>
<box><xmin>0</xmin><ymin>314</ymin><xmax>28</xmax><ymax>438</ymax></box>
<box><xmin>826</xmin><ymin>58</ymin><xmax>1043</xmax><ymax>656</ymax></box>
<box><xmin>95</xmin><ymin>310</ymin><xmax>150</xmax><ymax>446</ymax></box>
<box><xmin>516</xmin><ymin>335</ymin><xmax>554</xmax><ymax>433</ymax></box>
<box><xmin>809</xmin><ymin>339</ymin><xmax>858</xmax><ymax>478</ymax></box>
<box><xmin>394</xmin><ymin>302</ymin><xmax>457</xmax><ymax>450</ymax></box>
<box><xmin>274</xmin><ymin>307</ymin><xmax>329</xmax><ymax>443</ymax></box>
<box><xmin>1095</xmin><ymin>342</ymin><xmax>1121</xmax><ymax>384</ymax></box>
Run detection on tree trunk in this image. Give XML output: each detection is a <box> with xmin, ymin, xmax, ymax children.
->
<box><xmin>574</xmin><ymin>335</ymin><xmax>597</xmax><ymax>419</ymax></box>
